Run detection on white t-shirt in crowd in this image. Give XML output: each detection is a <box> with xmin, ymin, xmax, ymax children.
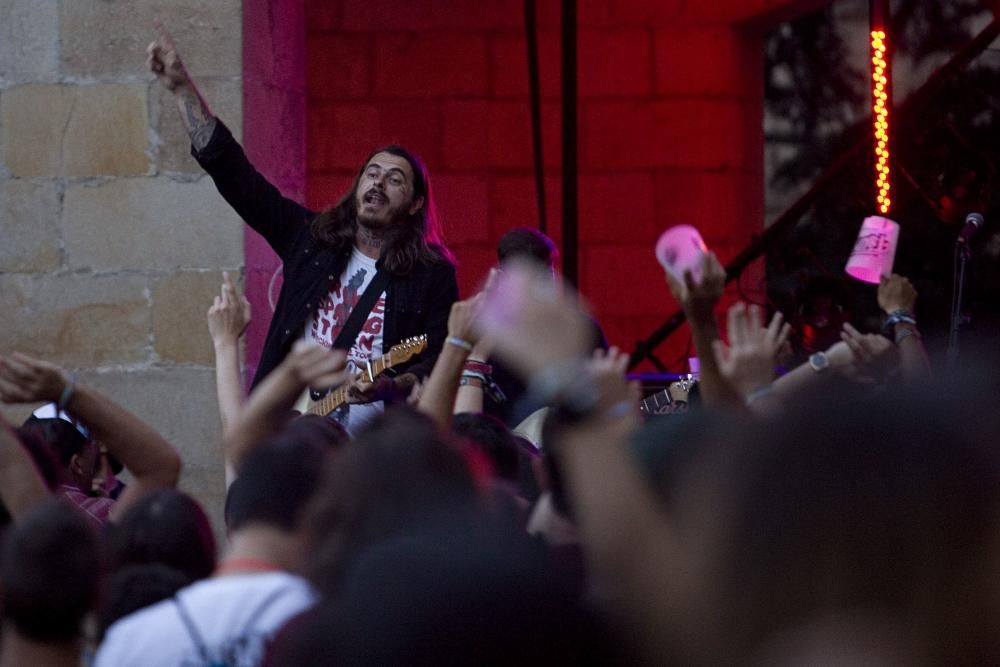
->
<box><xmin>305</xmin><ymin>247</ymin><xmax>386</xmax><ymax>434</ymax></box>
<box><xmin>94</xmin><ymin>571</ymin><xmax>316</xmax><ymax>667</ymax></box>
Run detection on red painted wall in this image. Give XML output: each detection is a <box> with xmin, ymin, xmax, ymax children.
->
<box><xmin>249</xmin><ymin>0</ymin><xmax>821</xmax><ymax>373</ymax></box>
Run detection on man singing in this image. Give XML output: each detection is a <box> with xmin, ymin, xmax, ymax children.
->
<box><xmin>147</xmin><ymin>23</ymin><xmax>458</xmax><ymax>431</ymax></box>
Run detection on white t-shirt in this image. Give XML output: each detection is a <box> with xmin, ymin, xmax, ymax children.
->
<box><xmin>94</xmin><ymin>572</ymin><xmax>316</xmax><ymax>667</ymax></box>
<box><xmin>305</xmin><ymin>247</ymin><xmax>387</xmax><ymax>433</ymax></box>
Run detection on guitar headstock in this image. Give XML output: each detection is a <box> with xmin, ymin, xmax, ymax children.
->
<box><xmin>386</xmin><ymin>334</ymin><xmax>428</xmax><ymax>365</ymax></box>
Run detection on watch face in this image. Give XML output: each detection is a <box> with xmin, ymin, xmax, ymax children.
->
<box><xmin>809</xmin><ymin>352</ymin><xmax>830</xmax><ymax>372</ymax></box>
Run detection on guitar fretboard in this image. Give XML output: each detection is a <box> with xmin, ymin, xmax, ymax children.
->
<box><xmin>305</xmin><ymin>335</ymin><xmax>427</xmax><ymax>417</ymax></box>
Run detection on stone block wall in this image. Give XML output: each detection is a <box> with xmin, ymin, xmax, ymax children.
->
<box><xmin>0</xmin><ymin>0</ymin><xmax>245</xmax><ymax>528</ymax></box>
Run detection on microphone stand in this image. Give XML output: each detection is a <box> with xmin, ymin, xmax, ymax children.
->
<box><xmin>947</xmin><ymin>238</ymin><xmax>971</xmax><ymax>369</ymax></box>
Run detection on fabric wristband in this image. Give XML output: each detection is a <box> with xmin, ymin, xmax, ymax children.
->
<box><xmin>58</xmin><ymin>373</ymin><xmax>76</xmax><ymax>412</ymax></box>
<box><xmin>446</xmin><ymin>336</ymin><xmax>473</xmax><ymax>352</ymax></box>
<box><xmin>881</xmin><ymin>309</ymin><xmax>917</xmax><ymax>337</ymax></box>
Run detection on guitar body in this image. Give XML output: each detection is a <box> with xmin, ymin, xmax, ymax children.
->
<box><xmin>300</xmin><ymin>335</ymin><xmax>428</xmax><ymax>417</ymax></box>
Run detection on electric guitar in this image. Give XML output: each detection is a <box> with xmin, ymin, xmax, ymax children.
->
<box><xmin>300</xmin><ymin>335</ymin><xmax>428</xmax><ymax>416</ymax></box>
<box><xmin>638</xmin><ymin>377</ymin><xmax>697</xmax><ymax>416</ymax></box>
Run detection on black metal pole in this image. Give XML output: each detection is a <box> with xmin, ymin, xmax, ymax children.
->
<box><xmin>524</xmin><ymin>0</ymin><xmax>547</xmax><ymax>235</ymax></box>
<box><xmin>561</xmin><ymin>0</ymin><xmax>578</xmax><ymax>286</ymax></box>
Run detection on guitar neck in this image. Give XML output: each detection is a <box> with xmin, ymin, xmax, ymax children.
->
<box><xmin>306</xmin><ymin>353</ymin><xmax>395</xmax><ymax>417</ymax></box>
<box><xmin>639</xmin><ymin>389</ymin><xmax>671</xmax><ymax>415</ymax></box>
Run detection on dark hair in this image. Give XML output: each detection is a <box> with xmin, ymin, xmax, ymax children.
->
<box><xmin>226</xmin><ymin>437</ymin><xmax>330</xmax><ymax>532</ymax></box>
<box><xmin>497</xmin><ymin>227</ymin><xmax>558</xmax><ymax>267</ymax></box>
<box><xmin>18</xmin><ymin>418</ymin><xmax>89</xmax><ymax>468</ymax></box>
<box><xmin>306</xmin><ymin>407</ymin><xmax>478</xmax><ymax>597</ymax></box>
<box><xmin>11</xmin><ymin>426</ymin><xmax>61</xmax><ymax>490</ymax></box>
<box><xmin>109</xmin><ymin>489</ymin><xmax>216</xmax><ymax>581</ymax></box>
<box><xmin>452</xmin><ymin>412</ymin><xmax>520</xmax><ymax>482</ymax></box>
<box><xmin>695</xmin><ymin>385</ymin><xmax>1000</xmax><ymax>663</ymax></box>
<box><xmin>99</xmin><ymin>564</ymin><xmax>192</xmax><ymax>639</ymax></box>
<box><xmin>284</xmin><ymin>521</ymin><xmax>615</xmax><ymax>665</ymax></box>
<box><xmin>281</xmin><ymin>414</ymin><xmax>350</xmax><ymax>452</ymax></box>
<box><xmin>309</xmin><ymin>145</ymin><xmax>453</xmax><ymax>274</ymax></box>
<box><xmin>0</xmin><ymin>500</ymin><xmax>104</xmax><ymax>643</ymax></box>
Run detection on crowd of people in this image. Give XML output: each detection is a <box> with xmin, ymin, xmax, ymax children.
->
<box><xmin>0</xmin><ymin>19</ymin><xmax>999</xmax><ymax>667</ymax></box>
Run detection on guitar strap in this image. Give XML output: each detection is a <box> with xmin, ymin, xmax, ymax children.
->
<box><xmin>310</xmin><ymin>268</ymin><xmax>391</xmax><ymax>401</ymax></box>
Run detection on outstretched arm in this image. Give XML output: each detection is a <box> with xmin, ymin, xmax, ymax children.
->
<box><xmin>0</xmin><ymin>353</ymin><xmax>182</xmax><ymax>522</ymax></box>
<box><xmin>223</xmin><ymin>343</ymin><xmax>349</xmax><ymax>480</ymax></box>
<box><xmin>208</xmin><ymin>271</ymin><xmax>252</xmax><ymax>436</ymax></box>
<box><xmin>146</xmin><ymin>20</ymin><xmax>312</xmax><ymax>258</ymax></box>
<box><xmin>0</xmin><ymin>413</ymin><xmax>50</xmax><ymax>520</ymax></box>
<box><xmin>878</xmin><ymin>273</ymin><xmax>931</xmax><ymax>381</ymax></box>
<box><xmin>146</xmin><ymin>18</ymin><xmax>216</xmax><ymax>150</ymax></box>
<box><xmin>417</xmin><ymin>296</ymin><xmax>481</xmax><ymax>429</ymax></box>
<box><xmin>664</xmin><ymin>253</ymin><xmax>743</xmax><ymax>409</ymax></box>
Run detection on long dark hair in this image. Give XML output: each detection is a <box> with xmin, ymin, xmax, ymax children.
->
<box><xmin>309</xmin><ymin>145</ymin><xmax>454</xmax><ymax>274</ymax></box>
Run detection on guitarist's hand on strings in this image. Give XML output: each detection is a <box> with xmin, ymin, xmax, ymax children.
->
<box><xmin>346</xmin><ymin>375</ymin><xmax>399</xmax><ymax>404</ymax></box>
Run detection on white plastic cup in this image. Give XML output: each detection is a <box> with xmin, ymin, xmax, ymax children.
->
<box><xmin>656</xmin><ymin>225</ymin><xmax>708</xmax><ymax>283</ymax></box>
<box><xmin>845</xmin><ymin>216</ymin><xmax>900</xmax><ymax>284</ymax></box>
<box><xmin>688</xmin><ymin>357</ymin><xmax>700</xmax><ymax>377</ymax></box>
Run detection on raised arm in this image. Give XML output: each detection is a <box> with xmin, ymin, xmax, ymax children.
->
<box><xmin>0</xmin><ymin>353</ymin><xmax>181</xmax><ymax>522</ymax></box>
<box><xmin>146</xmin><ymin>20</ymin><xmax>312</xmax><ymax>259</ymax></box>
<box><xmin>0</xmin><ymin>413</ymin><xmax>50</xmax><ymax>520</ymax></box>
<box><xmin>711</xmin><ymin>302</ymin><xmax>791</xmax><ymax>406</ymax></box>
<box><xmin>476</xmin><ymin>265</ymin><xmax>680</xmax><ymax>662</ymax></box>
<box><xmin>223</xmin><ymin>342</ymin><xmax>348</xmax><ymax>479</ymax></box>
<box><xmin>664</xmin><ymin>253</ymin><xmax>744</xmax><ymax>409</ymax></box>
<box><xmin>417</xmin><ymin>296</ymin><xmax>480</xmax><ymax>428</ymax></box>
<box><xmin>878</xmin><ymin>273</ymin><xmax>932</xmax><ymax>381</ymax></box>
<box><xmin>146</xmin><ymin>18</ymin><xmax>216</xmax><ymax>150</ymax></box>
<box><xmin>208</xmin><ymin>271</ymin><xmax>252</xmax><ymax>436</ymax></box>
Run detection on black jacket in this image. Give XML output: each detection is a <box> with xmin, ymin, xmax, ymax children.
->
<box><xmin>193</xmin><ymin>121</ymin><xmax>459</xmax><ymax>388</ymax></box>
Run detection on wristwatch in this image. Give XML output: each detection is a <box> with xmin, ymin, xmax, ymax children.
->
<box><xmin>809</xmin><ymin>351</ymin><xmax>830</xmax><ymax>373</ymax></box>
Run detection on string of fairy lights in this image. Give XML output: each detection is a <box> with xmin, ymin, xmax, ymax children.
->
<box><xmin>871</xmin><ymin>29</ymin><xmax>891</xmax><ymax>215</ymax></box>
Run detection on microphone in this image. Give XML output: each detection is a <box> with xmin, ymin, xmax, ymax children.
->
<box><xmin>959</xmin><ymin>212</ymin><xmax>985</xmax><ymax>244</ymax></box>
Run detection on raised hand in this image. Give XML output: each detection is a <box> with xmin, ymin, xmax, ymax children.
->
<box><xmin>840</xmin><ymin>322</ymin><xmax>898</xmax><ymax>382</ymax></box>
<box><xmin>664</xmin><ymin>251</ymin><xmax>726</xmax><ymax>312</ymax></box>
<box><xmin>207</xmin><ymin>271</ymin><xmax>252</xmax><ymax>347</ymax></box>
<box><xmin>146</xmin><ymin>18</ymin><xmax>190</xmax><ymax>92</ymax></box>
<box><xmin>475</xmin><ymin>259</ymin><xmax>593</xmax><ymax>378</ymax></box>
<box><xmin>446</xmin><ymin>292</ymin><xmax>483</xmax><ymax>347</ymax></box>
<box><xmin>284</xmin><ymin>341</ymin><xmax>350</xmax><ymax>393</ymax></box>
<box><xmin>0</xmin><ymin>353</ymin><xmax>69</xmax><ymax>405</ymax></box>
<box><xmin>712</xmin><ymin>303</ymin><xmax>790</xmax><ymax>398</ymax></box>
<box><xmin>878</xmin><ymin>273</ymin><xmax>917</xmax><ymax>313</ymax></box>
<box><xmin>585</xmin><ymin>347</ymin><xmax>639</xmax><ymax>422</ymax></box>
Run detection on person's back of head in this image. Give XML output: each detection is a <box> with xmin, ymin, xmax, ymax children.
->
<box><xmin>452</xmin><ymin>412</ymin><xmax>520</xmax><ymax>482</ymax></box>
<box><xmin>680</xmin><ymin>383</ymin><xmax>1000</xmax><ymax>663</ymax></box>
<box><xmin>226</xmin><ymin>437</ymin><xmax>329</xmax><ymax>534</ymax></box>
<box><xmin>17</xmin><ymin>417</ymin><xmax>90</xmax><ymax>481</ymax></box>
<box><xmin>11</xmin><ymin>426</ymin><xmax>61</xmax><ymax>491</ymax></box>
<box><xmin>281</xmin><ymin>414</ymin><xmax>350</xmax><ymax>453</ymax></box>
<box><xmin>497</xmin><ymin>227</ymin><xmax>557</xmax><ymax>269</ymax></box>
<box><xmin>110</xmin><ymin>489</ymin><xmax>216</xmax><ymax>581</ymax></box>
<box><xmin>99</xmin><ymin>564</ymin><xmax>192</xmax><ymax>640</ymax></box>
<box><xmin>0</xmin><ymin>499</ymin><xmax>104</xmax><ymax>644</ymax></box>
<box><xmin>283</xmin><ymin>519</ymin><xmax>615</xmax><ymax>665</ymax></box>
<box><xmin>307</xmin><ymin>407</ymin><xmax>479</xmax><ymax>596</ymax></box>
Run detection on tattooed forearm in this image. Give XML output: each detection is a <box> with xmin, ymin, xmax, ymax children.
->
<box><xmin>176</xmin><ymin>87</ymin><xmax>216</xmax><ymax>151</ymax></box>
